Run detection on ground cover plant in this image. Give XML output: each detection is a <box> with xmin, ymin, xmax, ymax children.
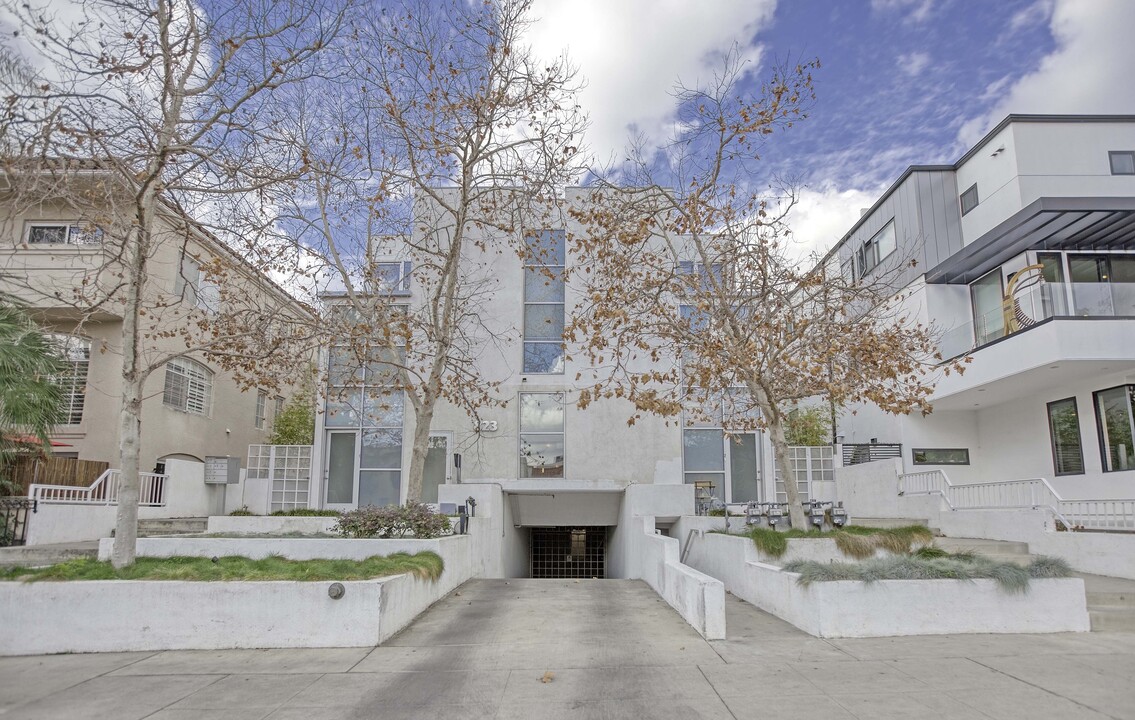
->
<box><xmin>0</xmin><ymin>552</ymin><xmax>443</xmax><ymax>582</ymax></box>
<box><xmin>739</xmin><ymin>524</ymin><xmax>935</xmax><ymax>559</ymax></box>
<box><xmin>782</xmin><ymin>554</ymin><xmax>1072</xmax><ymax>594</ymax></box>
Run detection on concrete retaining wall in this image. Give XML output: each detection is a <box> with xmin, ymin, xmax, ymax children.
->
<box><xmin>682</xmin><ymin>531</ymin><xmax>1090</xmax><ymax>637</ymax></box>
<box><xmin>630</xmin><ymin>516</ymin><xmax>725</xmax><ymax>640</ymax></box>
<box><xmin>205</xmin><ymin>516</ymin><xmax>338</xmax><ymax>536</ymax></box>
<box><xmin>2</xmin><ymin>535</ymin><xmax>475</xmax><ymax>656</ymax></box>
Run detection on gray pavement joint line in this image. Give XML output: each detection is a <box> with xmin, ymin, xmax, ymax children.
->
<box><xmin>0</xmin><ymin>650</ymin><xmax>164</xmax><ymax>719</ymax></box>
<box><xmin>696</xmin><ymin>664</ymin><xmax>740</xmax><ymax>720</ymax></box>
<box><xmin>491</xmin><ymin>668</ymin><xmax>513</xmax><ymax>720</ymax></box>
<box><xmin>969</xmin><ymin>657</ymin><xmax>1125</xmax><ymax>720</ymax></box>
<box><xmin>349</xmin><ymin>645</ymin><xmax>382</xmax><ymax>673</ymax></box>
<box><xmin>821</xmin><ymin>638</ymin><xmax>862</xmax><ymax>661</ymax></box>
<box><xmin>137</xmin><ymin>672</ymin><xmax>231</xmax><ymax>720</ymax></box>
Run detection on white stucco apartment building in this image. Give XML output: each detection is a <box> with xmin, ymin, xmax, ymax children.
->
<box><xmin>827</xmin><ymin>115</ymin><xmax>1135</xmax><ymax>500</ymax></box>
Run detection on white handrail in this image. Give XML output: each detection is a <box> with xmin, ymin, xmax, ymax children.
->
<box><xmin>29</xmin><ymin>470</ymin><xmax>167</xmax><ymax>507</ymax></box>
<box><xmin>899</xmin><ymin>469</ymin><xmax>1134</xmax><ymax>531</ymax></box>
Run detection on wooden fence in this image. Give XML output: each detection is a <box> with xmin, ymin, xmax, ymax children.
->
<box><xmin>3</xmin><ymin>456</ymin><xmax>109</xmax><ymax>496</ymax></box>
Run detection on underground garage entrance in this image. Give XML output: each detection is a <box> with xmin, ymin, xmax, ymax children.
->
<box><xmin>529</xmin><ymin>526</ymin><xmax>609</xmax><ymax>578</ymax></box>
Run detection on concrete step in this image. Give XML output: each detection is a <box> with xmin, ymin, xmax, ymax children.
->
<box><xmin>850</xmin><ymin>517</ymin><xmax>940</xmax><ymax>534</ymax></box>
<box><xmin>0</xmin><ymin>542</ymin><xmax>98</xmax><ymax>568</ymax></box>
<box><xmin>934</xmin><ymin>537</ymin><xmax>1031</xmax><ymax>555</ymax></box>
<box><xmin>136</xmin><ymin>517</ymin><xmax>207</xmax><ymax>536</ymax></box>
<box><xmin>1089</xmin><ymin>608</ymin><xmax>1135</xmax><ymax>633</ymax></box>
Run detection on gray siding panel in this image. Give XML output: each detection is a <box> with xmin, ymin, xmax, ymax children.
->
<box><xmin>835</xmin><ymin>169</ymin><xmax>961</xmax><ymax>290</ymax></box>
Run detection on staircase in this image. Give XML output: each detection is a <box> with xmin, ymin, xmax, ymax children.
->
<box><xmin>136</xmin><ymin>517</ymin><xmax>208</xmax><ymax>537</ymax></box>
<box><xmin>935</xmin><ymin>536</ymin><xmax>1135</xmax><ymax>632</ymax></box>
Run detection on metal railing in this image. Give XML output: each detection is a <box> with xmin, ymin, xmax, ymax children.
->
<box><xmin>0</xmin><ymin>498</ymin><xmax>37</xmax><ymax>546</ymax></box>
<box><xmin>842</xmin><ymin>443</ymin><xmax>902</xmax><ymax>466</ymax></box>
<box><xmin>29</xmin><ymin>470</ymin><xmax>167</xmax><ymax>507</ymax></box>
<box><xmin>899</xmin><ymin>469</ymin><xmax>1134</xmax><ymax>531</ymax></box>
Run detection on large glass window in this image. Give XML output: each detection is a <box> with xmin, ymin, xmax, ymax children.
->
<box><xmin>163</xmin><ymin>358</ymin><xmax>213</xmax><ymax>416</ymax></box>
<box><xmin>1069</xmin><ymin>254</ymin><xmax>1135</xmax><ymax>316</ymax></box>
<box><xmin>519</xmin><ymin>392</ymin><xmax>564</xmax><ymax>477</ymax></box>
<box><xmin>324</xmin><ymin>339</ymin><xmax>405</xmax><ymax>506</ymax></box>
<box><xmin>1094</xmin><ymin>386</ymin><xmax>1135</xmax><ymax>473</ymax></box>
<box><xmin>1047</xmin><ymin>398</ymin><xmax>1084</xmax><ymax>476</ymax></box>
<box><xmin>523</xmin><ymin>230</ymin><xmax>565</xmax><ymax>373</ymax></box>
<box><xmin>970</xmin><ymin>268</ymin><xmax>1005</xmax><ymax>346</ymax></box>
<box><xmin>46</xmin><ymin>334</ymin><xmax>90</xmax><ymax>425</ymax></box>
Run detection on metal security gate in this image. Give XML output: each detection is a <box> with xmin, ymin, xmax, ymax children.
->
<box><xmin>530</xmin><ymin>526</ymin><xmax>607</xmax><ymax>579</ymax></box>
<box><xmin>247</xmin><ymin>445</ymin><xmax>313</xmax><ymax>513</ymax></box>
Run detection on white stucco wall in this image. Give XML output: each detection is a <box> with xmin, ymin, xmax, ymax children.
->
<box><xmin>205</xmin><ymin>515</ymin><xmax>338</xmax><ymax>536</ymax></box>
<box><xmin>681</xmin><ymin>531</ymin><xmax>1089</xmax><ymax>637</ymax></box>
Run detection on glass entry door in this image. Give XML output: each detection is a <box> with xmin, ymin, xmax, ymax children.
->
<box><xmin>324</xmin><ymin>430</ymin><xmax>358</xmax><ymax>509</ymax></box>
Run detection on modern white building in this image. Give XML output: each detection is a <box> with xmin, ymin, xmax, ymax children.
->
<box><xmin>305</xmin><ymin>188</ymin><xmax>835</xmax><ymax>577</ymax></box>
<box><xmin>828</xmin><ymin>115</ymin><xmax>1135</xmax><ymax>500</ymax></box>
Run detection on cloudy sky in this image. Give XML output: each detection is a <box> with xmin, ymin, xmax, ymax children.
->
<box><xmin>526</xmin><ymin>0</ymin><xmax>1135</xmax><ymax>258</ymax></box>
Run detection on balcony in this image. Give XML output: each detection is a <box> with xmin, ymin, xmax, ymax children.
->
<box><xmin>939</xmin><ymin>281</ymin><xmax>1135</xmax><ymax>360</ymax></box>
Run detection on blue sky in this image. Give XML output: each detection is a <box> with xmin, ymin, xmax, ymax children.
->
<box><xmin>527</xmin><ymin>0</ymin><xmax>1135</xmax><ymax>256</ymax></box>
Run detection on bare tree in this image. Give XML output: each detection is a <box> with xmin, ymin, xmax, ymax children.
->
<box><xmin>0</xmin><ymin>0</ymin><xmax>347</xmax><ymax>565</ymax></box>
<box><xmin>269</xmin><ymin>0</ymin><xmax>587</xmax><ymax>503</ymax></box>
<box><xmin>567</xmin><ymin>54</ymin><xmax>961</xmax><ymax>528</ymax></box>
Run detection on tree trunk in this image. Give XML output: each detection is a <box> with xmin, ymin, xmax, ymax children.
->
<box><xmin>111</xmin><ymin>375</ymin><xmax>143</xmax><ymax>568</ymax></box>
<box><xmin>404</xmin><ymin>400</ymin><xmax>435</xmax><ymax>504</ymax></box>
<box><xmin>769</xmin><ymin>417</ymin><xmax>808</xmax><ymax>530</ymax></box>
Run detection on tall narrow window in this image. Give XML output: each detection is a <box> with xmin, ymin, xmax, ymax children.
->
<box><xmin>255</xmin><ymin>390</ymin><xmax>268</xmax><ymax>429</ymax></box>
<box><xmin>46</xmin><ymin>334</ymin><xmax>90</xmax><ymax>425</ymax></box>
<box><xmin>1047</xmin><ymin>398</ymin><xmax>1084</xmax><ymax>475</ymax></box>
<box><xmin>970</xmin><ymin>268</ymin><xmax>1005</xmax><ymax>346</ymax></box>
<box><xmin>1094</xmin><ymin>385</ymin><xmax>1135</xmax><ymax>473</ymax></box>
<box><xmin>163</xmin><ymin>358</ymin><xmax>213</xmax><ymax>416</ymax></box>
<box><xmin>523</xmin><ymin>229</ymin><xmax>565</xmax><ymax>373</ymax></box>
<box><xmin>519</xmin><ymin>392</ymin><xmax>564</xmax><ymax>477</ymax></box>
<box><xmin>274</xmin><ymin>395</ymin><xmax>285</xmax><ymax>420</ymax></box>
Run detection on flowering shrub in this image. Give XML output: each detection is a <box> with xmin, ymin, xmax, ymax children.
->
<box><xmin>334</xmin><ymin>503</ymin><xmax>451</xmax><ymax>539</ymax></box>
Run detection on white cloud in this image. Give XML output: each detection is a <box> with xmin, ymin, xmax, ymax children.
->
<box><xmin>870</xmin><ymin>0</ymin><xmax>936</xmax><ymax>24</ymax></box>
<box><xmin>783</xmin><ymin>185</ymin><xmax>889</xmax><ymax>264</ymax></box>
<box><xmin>896</xmin><ymin>51</ymin><xmax>930</xmax><ymax>77</ymax></box>
<box><xmin>959</xmin><ymin>0</ymin><xmax>1135</xmax><ymax>146</ymax></box>
<box><xmin>525</xmin><ymin>0</ymin><xmax>778</xmax><ymax>164</ymax></box>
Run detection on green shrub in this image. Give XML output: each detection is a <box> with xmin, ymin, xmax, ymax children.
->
<box><xmin>335</xmin><ymin>503</ymin><xmax>451</xmax><ymax>539</ymax></box>
<box><xmin>229</xmin><ymin>506</ymin><xmax>255</xmax><ymax>516</ymax></box>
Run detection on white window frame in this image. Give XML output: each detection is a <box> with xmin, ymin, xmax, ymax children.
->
<box><xmin>518</xmin><ymin>391</ymin><xmax>566</xmax><ymax>478</ymax></box>
<box><xmin>24</xmin><ymin>221</ymin><xmax>102</xmax><ymax>246</ymax></box>
<box><xmin>255</xmin><ymin>390</ymin><xmax>268</xmax><ymax>429</ymax></box>
<box><xmin>522</xmin><ymin>229</ymin><xmax>566</xmax><ymax>374</ymax></box>
<box><xmin>374</xmin><ymin>261</ymin><xmax>412</xmax><ymax>296</ymax></box>
<box><xmin>174</xmin><ymin>252</ymin><xmax>219</xmax><ymax>312</ymax></box>
<box><xmin>46</xmin><ymin>334</ymin><xmax>90</xmax><ymax>425</ymax></box>
<box><xmin>163</xmin><ymin>357</ymin><xmax>214</xmax><ymax>416</ymax></box>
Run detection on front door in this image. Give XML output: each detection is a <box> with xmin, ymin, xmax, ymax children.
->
<box><xmin>726</xmin><ymin>432</ymin><xmax>762</xmax><ymax>504</ymax></box>
<box><xmin>324</xmin><ymin>430</ymin><xmax>358</xmax><ymax>509</ymax></box>
<box><xmin>422</xmin><ymin>433</ymin><xmax>452</xmax><ymax>504</ymax></box>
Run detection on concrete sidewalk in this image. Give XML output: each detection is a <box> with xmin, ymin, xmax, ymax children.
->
<box><xmin>1</xmin><ymin>579</ymin><xmax>1132</xmax><ymax>719</ymax></box>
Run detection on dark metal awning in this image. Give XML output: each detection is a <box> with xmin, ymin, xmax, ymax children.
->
<box><xmin>926</xmin><ymin>197</ymin><xmax>1135</xmax><ymax>284</ymax></box>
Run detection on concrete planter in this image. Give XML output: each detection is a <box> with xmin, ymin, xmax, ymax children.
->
<box><xmin>683</xmin><ymin>530</ymin><xmax>1090</xmax><ymax>637</ymax></box>
<box><xmin>205</xmin><ymin>515</ymin><xmax>339</xmax><ymax>536</ymax></box>
<box><xmin>0</xmin><ymin>575</ymin><xmax>428</xmax><ymax>655</ymax></box>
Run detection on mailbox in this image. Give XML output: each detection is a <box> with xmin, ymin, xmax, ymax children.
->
<box><xmin>204</xmin><ymin>456</ymin><xmax>240</xmax><ymax>484</ymax></box>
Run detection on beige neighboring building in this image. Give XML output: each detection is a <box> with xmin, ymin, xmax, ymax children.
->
<box><xmin>0</xmin><ymin>174</ymin><xmax>315</xmax><ymax>475</ymax></box>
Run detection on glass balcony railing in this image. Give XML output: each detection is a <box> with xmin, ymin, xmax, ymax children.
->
<box><xmin>937</xmin><ymin>282</ymin><xmax>1135</xmax><ymax>359</ymax></box>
